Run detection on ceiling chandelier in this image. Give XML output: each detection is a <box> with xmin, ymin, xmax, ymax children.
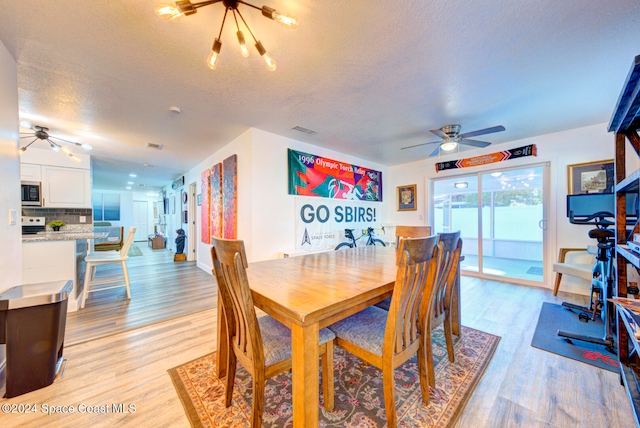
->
<box><xmin>154</xmin><ymin>0</ymin><xmax>299</xmax><ymax>71</ymax></box>
<box><xmin>20</xmin><ymin>125</ymin><xmax>92</xmax><ymax>162</ymax></box>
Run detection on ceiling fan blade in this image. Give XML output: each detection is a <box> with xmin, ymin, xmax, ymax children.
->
<box><xmin>459</xmin><ymin>139</ymin><xmax>491</xmax><ymax>148</ymax></box>
<box><xmin>429</xmin><ymin>128</ymin><xmax>446</xmax><ymax>138</ymax></box>
<box><xmin>459</xmin><ymin>125</ymin><xmax>505</xmax><ymax>139</ymax></box>
<box><xmin>429</xmin><ymin>146</ymin><xmax>441</xmax><ymax>157</ymax></box>
<box><xmin>401</xmin><ymin>140</ymin><xmax>440</xmax><ymax>150</ymax></box>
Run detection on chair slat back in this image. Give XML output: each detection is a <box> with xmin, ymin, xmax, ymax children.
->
<box><xmin>432</xmin><ymin>232</ymin><xmax>462</xmax><ymax>321</ymax></box>
<box><xmin>395</xmin><ymin>226</ymin><xmax>432</xmax><ymax>265</ymax></box>
<box><xmin>119</xmin><ymin>227</ymin><xmax>137</xmax><ymax>257</ymax></box>
<box><xmin>383</xmin><ymin>236</ymin><xmax>440</xmax><ymax>357</ymax></box>
<box><xmin>211</xmin><ymin>238</ymin><xmax>262</xmax><ymax>367</ymax></box>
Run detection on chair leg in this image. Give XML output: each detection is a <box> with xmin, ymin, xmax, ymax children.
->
<box><xmin>81</xmin><ymin>262</ymin><xmax>92</xmax><ymax>309</ymax></box>
<box><xmin>121</xmin><ymin>260</ymin><xmax>131</xmax><ymax>299</ymax></box>
<box><xmin>321</xmin><ymin>340</ymin><xmax>335</xmax><ymax>411</ymax></box>
<box><xmin>382</xmin><ymin>362</ymin><xmax>398</xmax><ymax>427</ymax></box>
<box><xmin>417</xmin><ymin>340</ymin><xmax>430</xmax><ymax>405</ymax></box>
<box><xmin>444</xmin><ymin>315</ymin><xmax>455</xmax><ymax>364</ymax></box>
<box><xmin>426</xmin><ymin>330</ymin><xmax>436</xmax><ymax>388</ymax></box>
<box><xmin>553</xmin><ymin>272</ymin><xmax>563</xmax><ymax>296</ymax></box>
<box><xmin>224</xmin><ymin>351</ymin><xmax>237</xmax><ymax>408</ymax></box>
<box><xmin>250</xmin><ymin>371</ymin><xmax>265</xmax><ymax>428</ymax></box>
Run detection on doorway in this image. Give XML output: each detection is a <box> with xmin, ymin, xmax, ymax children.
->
<box><xmin>188</xmin><ymin>182</ymin><xmax>197</xmax><ymax>262</ymax></box>
<box><xmin>133</xmin><ymin>200</ymin><xmax>149</xmax><ymax>242</ymax></box>
<box><xmin>431</xmin><ymin>164</ymin><xmax>548</xmax><ymax>283</ymax></box>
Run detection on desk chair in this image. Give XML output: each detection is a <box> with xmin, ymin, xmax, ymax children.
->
<box><xmin>328</xmin><ymin>236</ymin><xmax>440</xmax><ymax>426</ymax></box>
<box><xmin>211</xmin><ymin>237</ymin><xmax>336</xmax><ymax>427</ymax></box>
<box><xmin>80</xmin><ymin>227</ymin><xmax>136</xmax><ymax>308</ymax></box>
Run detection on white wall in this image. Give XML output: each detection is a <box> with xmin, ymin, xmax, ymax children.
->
<box><xmin>389</xmin><ymin>123</ymin><xmax>639</xmax><ymax>294</ymax></box>
<box><xmin>0</xmin><ymin>39</ymin><xmax>20</xmax><ymax>385</ymax></box>
<box><xmin>250</xmin><ymin>128</ymin><xmax>390</xmax><ymax>262</ymax></box>
<box><xmin>170</xmin><ymin>129</ymin><xmax>253</xmax><ymax>270</ymax></box>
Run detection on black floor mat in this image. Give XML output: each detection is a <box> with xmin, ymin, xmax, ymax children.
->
<box><xmin>531</xmin><ymin>302</ymin><xmax>618</xmax><ymax>372</ymax></box>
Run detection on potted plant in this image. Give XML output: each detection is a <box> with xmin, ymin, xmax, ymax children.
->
<box><xmin>47</xmin><ymin>220</ymin><xmax>66</xmax><ymax>232</ymax></box>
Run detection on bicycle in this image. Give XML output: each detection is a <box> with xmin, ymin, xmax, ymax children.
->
<box><xmin>557</xmin><ymin>211</ymin><xmax>616</xmax><ymax>351</ymax></box>
<box><xmin>335</xmin><ymin>227</ymin><xmax>386</xmax><ymax>250</ymax></box>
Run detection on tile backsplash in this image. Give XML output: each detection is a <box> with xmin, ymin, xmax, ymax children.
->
<box><xmin>22</xmin><ymin>208</ymin><xmax>93</xmax><ymax>231</ymax></box>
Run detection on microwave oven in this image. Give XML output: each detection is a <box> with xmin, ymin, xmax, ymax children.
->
<box><xmin>21</xmin><ymin>181</ymin><xmax>42</xmax><ymax>206</ymax></box>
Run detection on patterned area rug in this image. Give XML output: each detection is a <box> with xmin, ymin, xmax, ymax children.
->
<box><xmin>168</xmin><ymin>326</ymin><xmax>500</xmax><ymax>427</ymax></box>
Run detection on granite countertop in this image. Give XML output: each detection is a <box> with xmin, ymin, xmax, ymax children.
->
<box><xmin>22</xmin><ymin>232</ymin><xmax>108</xmax><ymax>242</ymax></box>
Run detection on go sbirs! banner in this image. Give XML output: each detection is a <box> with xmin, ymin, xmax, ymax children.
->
<box><xmin>288</xmin><ymin>149</ymin><xmax>383</xmax><ymax>201</ymax></box>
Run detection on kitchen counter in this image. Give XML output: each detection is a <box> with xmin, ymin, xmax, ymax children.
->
<box><xmin>22</xmin><ymin>231</ymin><xmax>108</xmax><ymax>242</ymax></box>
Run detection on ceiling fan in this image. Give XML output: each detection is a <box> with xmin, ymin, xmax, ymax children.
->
<box><xmin>20</xmin><ymin>125</ymin><xmax>92</xmax><ymax>161</ymax></box>
<box><xmin>401</xmin><ymin>124</ymin><xmax>505</xmax><ymax>157</ymax></box>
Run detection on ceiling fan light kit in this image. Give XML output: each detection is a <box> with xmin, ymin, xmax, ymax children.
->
<box><xmin>401</xmin><ymin>123</ymin><xmax>506</xmax><ymax>157</ymax></box>
<box><xmin>19</xmin><ymin>125</ymin><xmax>91</xmax><ymax>162</ymax></box>
<box><xmin>154</xmin><ymin>0</ymin><xmax>298</xmax><ymax>71</ymax></box>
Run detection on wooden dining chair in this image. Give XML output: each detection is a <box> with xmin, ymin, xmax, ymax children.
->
<box><xmin>425</xmin><ymin>231</ymin><xmax>462</xmax><ymax>384</ymax></box>
<box><xmin>80</xmin><ymin>227</ymin><xmax>136</xmax><ymax>308</ymax></box>
<box><xmin>211</xmin><ymin>238</ymin><xmax>336</xmax><ymax>427</ymax></box>
<box><xmin>374</xmin><ymin>225</ymin><xmax>432</xmax><ymax>311</ymax></box>
<box><xmin>328</xmin><ymin>236</ymin><xmax>440</xmax><ymax>426</ymax></box>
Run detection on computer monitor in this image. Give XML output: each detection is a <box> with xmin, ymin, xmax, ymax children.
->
<box><xmin>566</xmin><ymin>192</ymin><xmax>638</xmax><ymax>220</ymax></box>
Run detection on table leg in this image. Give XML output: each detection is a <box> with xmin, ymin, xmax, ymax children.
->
<box><xmin>291</xmin><ymin>322</ymin><xmax>319</xmax><ymax>428</ymax></box>
<box><xmin>216</xmin><ymin>294</ymin><xmax>228</xmax><ymax>379</ymax></box>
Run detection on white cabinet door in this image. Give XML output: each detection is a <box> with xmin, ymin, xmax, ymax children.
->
<box><xmin>42</xmin><ymin>166</ymin><xmax>91</xmax><ymax>208</ymax></box>
<box><xmin>20</xmin><ymin>163</ymin><xmax>41</xmax><ymax>181</ymax></box>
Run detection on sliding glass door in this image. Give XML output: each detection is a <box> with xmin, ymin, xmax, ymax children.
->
<box><xmin>432</xmin><ymin>164</ymin><xmax>547</xmax><ymax>283</ymax></box>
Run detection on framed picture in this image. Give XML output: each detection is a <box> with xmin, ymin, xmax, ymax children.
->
<box><xmin>397</xmin><ymin>184</ymin><xmax>417</xmax><ymax>211</ymax></box>
<box><xmin>197</xmin><ymin>194</ymin><xmax>202</xmax><ymax>206</ymax></box>
<box><xmin>567</xmin><ymin>160</ymin><xmax>614</xmax><ymax>195</ymax></box>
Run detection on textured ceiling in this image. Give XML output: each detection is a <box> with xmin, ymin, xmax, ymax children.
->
<box><xmin>0</xmin><ymin>0</ymin><xmax>639</xmax><ymax>191</ymax></box>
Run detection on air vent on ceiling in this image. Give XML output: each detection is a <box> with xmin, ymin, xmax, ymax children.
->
<box><xmin>291</xmin><ymin>125</ymin><xmax>317</xmax><ymax>136</ymax></box>
<box><xmin>146</xmin><ymin>142</ymin><xmax>163</xmax><ymax>150</ymax></box>
<box><xmin>138</xmin><ymin>184</ymin><xmax>147</xmax><ymax>187</ymax></box>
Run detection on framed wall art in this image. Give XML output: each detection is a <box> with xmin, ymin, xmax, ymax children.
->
<box><xmin>567</xmin><ymin>159</ymin><xmax>614</xmax><ymax>195</ymax></box>
<box><xmin>397</xmin><ymin>184</ymin><xmax>417</xmax><ymax>211</ymax></box>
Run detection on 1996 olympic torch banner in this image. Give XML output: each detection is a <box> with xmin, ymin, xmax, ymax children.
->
<box><xmin>288</xmin><ymin>149</ymin><xmax>383</xmax><ymax>201</ymax></box>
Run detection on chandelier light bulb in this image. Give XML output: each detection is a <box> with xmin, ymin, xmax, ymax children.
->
<box><xmin>207</xmin><ymin>38</ymin><xmax>222</xmax><ymax>70</ymax></box>
<box><xmin>154</xmin><ymin>3</ymin><xmax>184</xmax><ymax>22</ymax></box>
<box><xmin>69</xmin><ymin>154</ymin><xmax>81</xmax><ymax>162</ymax></box>
<box><xmin>262</xmin><ymin>6</ymin><xmax>298</xmax><ymax>29</ymax></box>
<box><xmin>19</xmin><ymin>147</ymin><xmax>27</xmax><ymax>154</ymax></box>
<box><xmin>49</xmin><ymin>141</ymin><xmax>60</xmax><ymax>152</ymax></box>
<box><xmin>237</xmin><ymin>31</ymin><xmax>249</xmax><ymax>57</ymax></box>
<box><xmin>61</xmin><ymin>146</ymin><xmax>71</xmax><ymax>154</ymax></box>
<box><xmin>81</xmin><ymin>143</ymin><xmax>93</xmax><ymax>150</ymax></box>
<box><xmin>255</xmin><ymin>41</ymin><xmax>276</xmax><ymax>71</ymax></box>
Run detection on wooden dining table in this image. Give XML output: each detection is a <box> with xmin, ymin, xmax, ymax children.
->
<box><xmin>215</xmin><ymin>245</ymin><xmax>461</xmax><ymax>427</ymax></box>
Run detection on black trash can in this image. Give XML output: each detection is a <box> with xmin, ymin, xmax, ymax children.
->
<box><xmin>0</xmin><ymin>280</ymin><xmax>72</xmax><ymax>398</ymax></box>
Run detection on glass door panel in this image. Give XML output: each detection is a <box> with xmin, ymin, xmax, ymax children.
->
<box><xmin>480</xmin><ymin>166</ymin><xmax>544</xmax><ymax>282</ymax></box>
<box><xmin>433</xmin><ymin>175</ymin><xmax>479</xmax><ymax>273</ymax></box>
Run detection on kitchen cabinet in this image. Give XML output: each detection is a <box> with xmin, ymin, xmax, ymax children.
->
<box><xmin>20</xmin><ymin>163</ymin><xmax>42</xmax><ymax>181</ymax></box>
<box><xmin>41</xmin><ymin>166</ymin><xmax>91</xmax><ymax>208</ymax></box>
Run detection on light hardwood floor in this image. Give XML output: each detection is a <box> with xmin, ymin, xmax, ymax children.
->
<box><xmin>1</xmin><ymin>272</ymin><xmax>635</xmax><ymax>427</ymax></box>
<box><xmin>65</xmin><ymin>244</ymin><xmax>216</xmax><ymax>345</ymax></box>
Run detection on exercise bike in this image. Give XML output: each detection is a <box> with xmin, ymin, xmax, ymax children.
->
<box><xmin>557</xmin><ymin>211</ymin><xmax>616</xmax><ymax>352</ymax></box>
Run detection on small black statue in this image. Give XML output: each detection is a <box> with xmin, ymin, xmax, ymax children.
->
<box><xmin>175</xmin><ymin>229</ymin><xmax>186</xmax><ymax>254</ymax></box>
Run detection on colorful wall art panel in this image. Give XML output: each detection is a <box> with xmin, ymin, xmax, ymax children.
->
<box><xmin>222</xmin><ymin>154</ymin><xmax>237</xmax><ymax>239</ymax></box>
<box><xmin>210</xmin><ymin>162</ymin><xmax>223</xmax><ymax>240</ymax></box>
<box><xmin>200</xmin><ymin>168</ymin><xmax>211</xmax><ymax>243</ymax></box>
<box><xmin>287</xmin><ymin>149</ymin><xmax>382</xmax><ymax>201</ymax></box>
